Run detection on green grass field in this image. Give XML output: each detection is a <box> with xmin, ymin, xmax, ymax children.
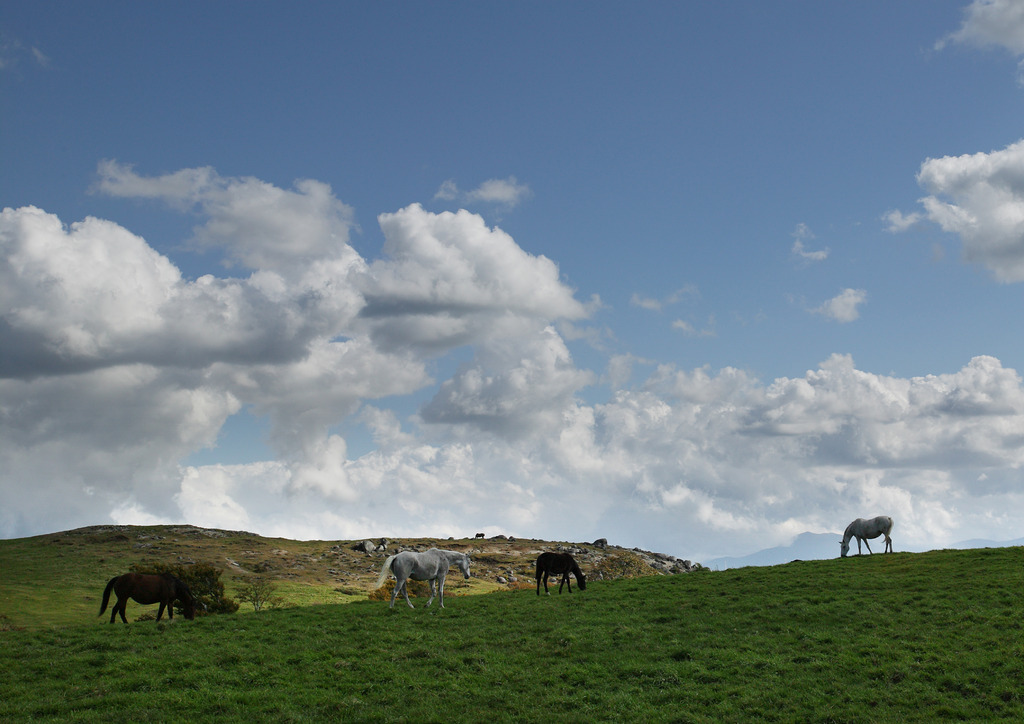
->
<box><xmin>2</xmin><ymin>534</ymin><xmax>1024</xmax><ymax>722</ymax></box>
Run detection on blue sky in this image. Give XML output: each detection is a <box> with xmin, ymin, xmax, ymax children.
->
<box><xmin>3</xmin><ymin>1</ymin><xmax>1024</xmax><ymax>561</ymax></box>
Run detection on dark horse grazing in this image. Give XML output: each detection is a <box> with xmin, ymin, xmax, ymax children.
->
<box><xmin>536</xmin><ymin>552</ymin><xmax>587</xmax><ymax>595</ymax></box>
<box><xmin>99</xmin><ymin>573</ymin><xmax>196</xmax><ymax>623</ymax></box>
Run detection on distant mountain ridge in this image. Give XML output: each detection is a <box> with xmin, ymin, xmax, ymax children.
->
<box><xmin>706</xmin><ymin>532</ymin><xmax>1024</xmax><ymax>570</ymax></box>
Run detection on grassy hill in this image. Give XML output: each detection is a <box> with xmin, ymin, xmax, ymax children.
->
<box><xmin>2</xmin><ymin>527</ymin><xmax>1023</xmax><ymax>722</ymax></box>
<box><xmin>0</xmin><ymin>524</ymin><xmax>684</xmax><ymax>628</ymax></box>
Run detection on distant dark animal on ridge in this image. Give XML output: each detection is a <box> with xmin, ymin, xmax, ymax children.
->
<box><xmin>99</xmin><ymin>572</ymin><xmax>197</xmax><ymax>623</ymax></box>
<box><xmin>536</xmin><ymin>552</ymin><xmax>586</xmax><ymax>595</ymax></box>
<box><xmin>840</xmin><ymin>516</ymin><xmax>894</xmax><ymax>557</ymax></box>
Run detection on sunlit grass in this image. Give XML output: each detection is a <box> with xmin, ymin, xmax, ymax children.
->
<box><xmin>0</xmin><ymin>527</ymin><xmax>526</xmax><ymax>627</ymax></box>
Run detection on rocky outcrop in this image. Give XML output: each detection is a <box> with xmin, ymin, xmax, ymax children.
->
<box><xmin>549</xmin><ymin>542</ymin><xmax>702</xmax><ymax>579</ymax></box>
<box><xmin>633</xmin><ymin>548</ymin><xmax>700</xmax><ymax>574</ymax></box>
<box><xmin>351</xmin><ymin>539</ymin><xmax>389</xmax><ymax>554</ymax></box>
<box><xmin>352</xmin><ymin>540</ymin><xmax>375</xmax><ymax>554</ymax></box>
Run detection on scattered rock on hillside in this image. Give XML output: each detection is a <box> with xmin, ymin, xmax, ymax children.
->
<box><xmin>353</xmin><ymin>540</ymin><xmax>375</xmax><ymax>554</ymax></box>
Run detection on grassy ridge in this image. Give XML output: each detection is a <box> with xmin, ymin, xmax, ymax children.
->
<box><xmin>0</xmin><ymin>525</ymin><xmax>555</xmax><ymax>628</ymax></box>
<box><xmin>2</xmin><ymin>543</ymin><xmax>1024</xmax><ymax>722</ymax></box>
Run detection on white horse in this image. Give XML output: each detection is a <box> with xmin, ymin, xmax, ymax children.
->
<box><xmin>840</xmin><ymin>516</ymin><xmax>894</xmax><ymax>557</ymax></box>
<box><xmin>374</xmin><ymin>549</ymin><xmax>471</xmax><ymax>609</ymax></box>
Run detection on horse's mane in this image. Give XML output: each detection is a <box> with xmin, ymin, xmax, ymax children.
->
<box><xmin>430</xmin><ymin>548</ymin><xmax>468</xmax><ymax>557</ymax></box>
<box><xmin>165</xmin><ymin>574</ymin><xmax>193</xmax><ymax>599</ymax></box>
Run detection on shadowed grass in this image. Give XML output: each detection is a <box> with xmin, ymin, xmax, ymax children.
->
<box><xmin>2</xmin><ymin>547</ymin><xmax>1024</xmax><ymax>722</ymax></box>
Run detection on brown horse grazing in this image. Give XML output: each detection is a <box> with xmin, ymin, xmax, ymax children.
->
<box><xmin>99</xmin><ymin>573</ymin><xmax>196</xmax><ymax>623</ymax></box>
<box><xmin>536</xmin><ymin>552</ymin><xmax>587</xmax><ymax>595</ymax></box>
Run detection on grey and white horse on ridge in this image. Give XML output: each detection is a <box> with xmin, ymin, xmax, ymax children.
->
<box><xmin>374</xmin><ymin>548</ymin><xmax>471</xmax><ymax>609</ymax></box>
<box><xmin>840</xmin><ymin>516</ymin><xmax>894</xmax><ymax>557</ymax></box>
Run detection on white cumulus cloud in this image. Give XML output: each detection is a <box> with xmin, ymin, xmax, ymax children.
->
<box><xmin>0</xmin><ymin>165</ymin><xmax>594</xmax><ymax>544</ymax></box>
<box><xmin>96</xmin><ymin>160</ymin><xmax>360</xmax><ymax>274</ymax></box>
<box><xmin>939</xmin><ymin>0</ymin><xmax>1024</xmax><ymax>86</ymax></box>
<box><xmin>813</xmin><ymin>288</ymin><xmax>867</xmax><ymax>322</ymax></box>
<box><xmin>433</xmin><ymin>177</ymin><xmax>532</xmax><ymax>209</ymax></box>
<box><xmin>7</xmin><ymin>164</ymin><xmax>1024</xmax><ymax>564</ymax></box>
<box><xmin>791</xmin><ymin>223</ymin><xmax>829</xmax><ymax>262</ymax></box>
<box><xmin>940</xmin><ymin>0</ymin><xmax>1024</xmax><ymax>55</ymax></box>
<box><xmin>358</xmin><ymin>204</ymin><xmax>586</xmax><ymax>352</ymax></box>
<box><xmin>883</xmin><ymin>209</ymin><xmax>923</xmax><ymax>233</ymax></box>
<box><xmin>911</xmin><ymin>139</ymin><xmax>1024</xmax><ymax>282</ymax></box>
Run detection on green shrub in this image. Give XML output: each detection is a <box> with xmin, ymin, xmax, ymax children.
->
<box><xmin>236</xmin><ymin>575</ymin><xmax>284</xmax><ymax>612</ymax></box>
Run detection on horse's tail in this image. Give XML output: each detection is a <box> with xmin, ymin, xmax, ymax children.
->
<box><xmin>98</xmin><ymin>575</ymin><xmax>118</xmax><ymax>616</ymax></box>
<box><xmin>374</xmin><ymin>554</ymin><xmax>398</xmax><ymax>589</ymax></box>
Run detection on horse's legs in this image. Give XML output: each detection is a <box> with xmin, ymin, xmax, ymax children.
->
<box><xmin>884</xmin><ymin>534</ymin><xmax>893</xmax><ymax>553</ymax></box>
<box><xmin>113</xmin><ymin>597</ymin><xmax>128</xmax><ymax>624</ymax></box>
<box><xmin>542</xmin><ymin>571</ymin><xmax>550</xmax><ymax>595</ymax></box>
<box><xmin>425</xmin><ymin>578</ymin><xmax>437</xmax><ymax>608</ymax></box>
<box><xmin>437</xmin><ymin>572</ymin><xmax>447</xmax><ymax>608</ymax></box>
<box><xmin>559</xmin><ymin>573</ymin><xmax>572</xmax><ymax>594</ymax></box>
<box><xmin>863</xmin><ymin>538</ymin><xmax>873</xmax><ymax>554</ymax></box>
<box><xmin>389</xmin><ymin>580</ymin><xmax>407</xmax><ymax>608</ymax></box>
<box><xmin>400</xmin><ymin>579</ymin><xmax>414</xmax><ymax>609</ymax></box>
